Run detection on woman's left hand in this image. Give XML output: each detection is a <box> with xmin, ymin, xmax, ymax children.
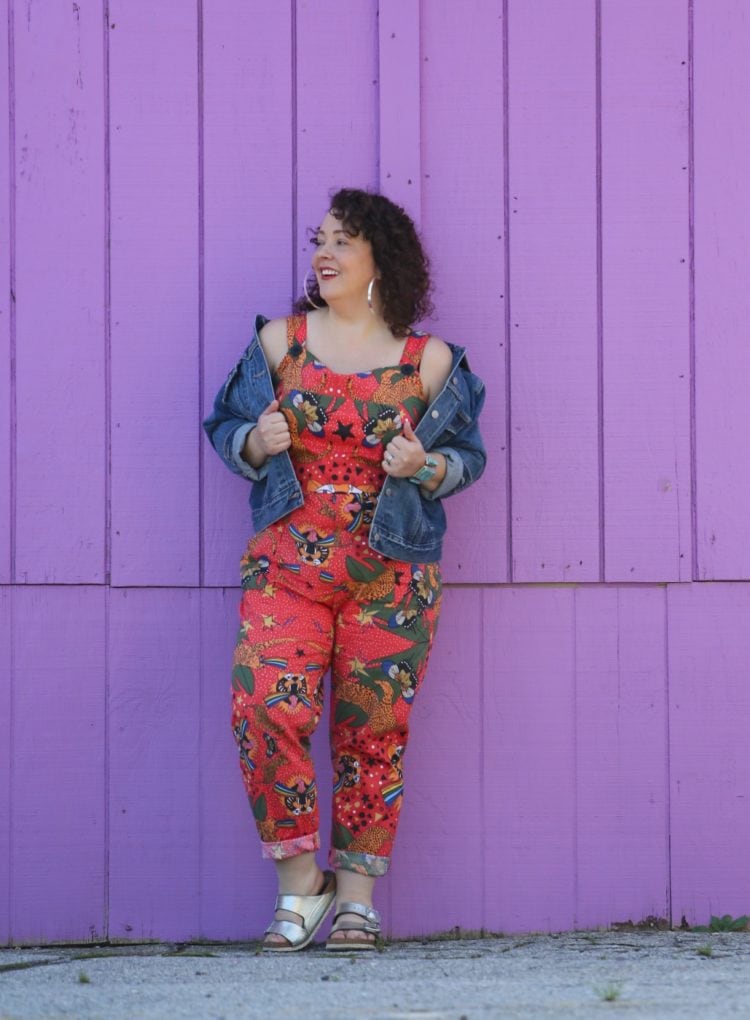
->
<box><xmin>382</xmin><ymin>418</ymin><xmax>427</xmax><ymax>478</ymax></box>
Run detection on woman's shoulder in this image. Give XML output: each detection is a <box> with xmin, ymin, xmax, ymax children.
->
<box><xmin>421</xmin><ymin>334</ymin><xmax>453</xmax><ymax>366</ymax></box>
<box><xmin>417</xmin><ymin>334</ymin><xmax>454</xmax><ymax>402</ymax></box>
<box><xmin>258</xmin><ymin>316</ymin><xmax>291</xmax><ymax>373</ymax></box>
<box><xmin>258</xmin><ymin>316</ymin><xmax>289</xmax><ymax>343</ymax></box>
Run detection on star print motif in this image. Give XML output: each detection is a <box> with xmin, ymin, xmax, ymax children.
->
<box><xmin>334</xmin><ymin>421</ymin><xmax>354</xmax><ymax>440</ymax></box>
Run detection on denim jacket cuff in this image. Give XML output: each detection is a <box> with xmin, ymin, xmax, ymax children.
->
<box><xmin>230</xmin><ymin>422</ymin><xmax>270</xmax><ymax>481</ymax></box>
<box><xmin>421</xmin><ymin>447</ymin><xmax>464</xmax><ymax>500</ymax></box>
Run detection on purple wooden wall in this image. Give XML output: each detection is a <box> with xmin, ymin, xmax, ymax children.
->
<box><xmin>2</xmin><ymin>0</ymin><xmax>749</xmax><ymax>945</ymax></box>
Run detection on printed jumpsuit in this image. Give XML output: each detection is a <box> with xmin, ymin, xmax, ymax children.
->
<box><xmin>231</xmin><ymin>314</ymin><xmax>442</xmax><ymax>877</ymax></box>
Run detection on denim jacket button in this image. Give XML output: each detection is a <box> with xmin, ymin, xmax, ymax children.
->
<box><xmin>431</xmin><ymin>409</ymin><xmax>439</xmax><ymax>418</ymax></box>
<box><xmin>372</xmin><ymin>531</ymin><xmax>380</xmax><ymax>541</ymax></box>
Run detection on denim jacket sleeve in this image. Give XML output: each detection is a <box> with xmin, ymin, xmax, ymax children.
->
<box><xmin>420</xmin><ymin>359</ymin><xmax>487</xmax><ymax>502</ymax></box>
<box><xmin>202</xmin><ymin>320</ymin><xmax>276</xmax><ymax>483</ymax></box>
<box><xmin>202</xmin><ymin>355</ymin><xmax>267</xmax><ymax>482</ymax></box>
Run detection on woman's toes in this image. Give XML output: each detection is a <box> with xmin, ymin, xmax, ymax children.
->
<box><xmin>329</xmin><ymin>911</ymin><xmax>376</xmax><ymax>941</ymax></box>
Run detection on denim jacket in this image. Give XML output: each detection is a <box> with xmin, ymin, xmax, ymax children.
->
<box><xmin>202</xmin><ymin>314</ymin><xmax>487</xmax><ymax>562</ymax></box>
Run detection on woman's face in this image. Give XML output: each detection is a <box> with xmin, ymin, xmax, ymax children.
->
<box><xmin>312</xmin><ymin>211</ymin><xmax>378</xmax><ymax>305</ymax></box>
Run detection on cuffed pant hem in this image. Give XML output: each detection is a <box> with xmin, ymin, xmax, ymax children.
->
<box><xmin>329</xmin><ymin>848</ymin><xmax>390</xmax><ymax>877</ymax></box>
<box><xmin>261</xmin><ymin>832</ymin><xmax>320</xmax><ymax>860</ymax></box>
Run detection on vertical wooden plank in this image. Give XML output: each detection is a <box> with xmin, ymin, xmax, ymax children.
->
<box><xmin>509</xmin><ymin>1</ymin><xmax>599</xmax><ymax>582</ymax></box>
<box><xmin>13</xmin><ymin>2</ymin><xmax>105</xmax><ymax>583</ymax></box>
<box><xmin>668</xmin><ymin>582</ymin><xmax>750</xmax><ymax>927</ymax></box>
<box><xmin>199</xmin><ymin>586</ymin><xmax>278</xmax><ymax>938</ymax></box>
<box><xmin>202</xmin><ymin>0</ymin><xmax>294</xmax><ymax>588</ymax></box>
<box><xmin>602</xmin><ymin>1</ymin><xmax>691</xmax><ymax>582</ymax></box>
<box><xmin>483</xmin><ymin>587</ymin><xmax>576</xmax><ymax>933</ymax></box>
<box><xmin>295</xmin><ymin>0</ymin><xmax>379</xmax><ymax>290</ymax></box>
<box><xmin>0</xmin><ymin>587</ymin><xmax>10</xmax><ymax>944</ymax></box>
<box><xmin>420</xmin><ymin>0</ymin><xmax>507</xmax><ymax>584</ymax></box>
<box><xmin>109</xmin><ymin>588</ymin><xmax>200</xmax><ymax>941</ymax></box>
<box><xmin>575</xmin><ymin>585</ymin><xmax>669</xmax><ymax>927</ymax></box>
<box><xmin>388</xmin><ymin>589</ymin><xmax>483</xmax><ymax>937</ymax></box>
<box><xmin>0</xmin><ymin>0</ymin><xmax>10</xmax><ymax>584</ymax></box>
<box><xmin>694</xmin><ymin>2</ymin><xmax>750</xmax><ymax>579</ymax></box>
<box><xmin>11</xmin><ymin>587</ymin><xmax>105</xmax><ymax>944</ymax></box>
<box><xmin>109</xmin><ymin>3</ymin><xmax>199</xmax><ymax>586</ymax></box>
<box><xmin>378</xmin><ymin>0</ymin><xmax>421</xmax><ymax>225</ymax></box>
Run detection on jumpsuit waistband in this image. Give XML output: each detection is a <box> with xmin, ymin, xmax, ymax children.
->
<box><xmin>306</xmin><ymin>482</ymin><xmax>380</xmax><ymax>497</ymax></box>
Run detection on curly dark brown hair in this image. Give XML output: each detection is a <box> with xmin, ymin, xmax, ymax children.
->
<box><xmin>295</xmin><ymin>187</ymin><xmax>433</xmax><ymax>338</ymax></box>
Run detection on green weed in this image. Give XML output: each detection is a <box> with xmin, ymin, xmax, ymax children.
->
<box><xmin>691</xmin><ymin>914</ymin><xmax>749</xmax><ymax>933</ymax></box>
<box><xmin>595</xmin><ymin>982</ymin><xmax>622</xmax><ymax>1002</ymax></box>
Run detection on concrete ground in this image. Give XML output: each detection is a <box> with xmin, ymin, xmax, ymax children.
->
<box><xmin>1</xmin><ymin>929</ymin><xmax>749</xmax><ymax>1019</ymax></box>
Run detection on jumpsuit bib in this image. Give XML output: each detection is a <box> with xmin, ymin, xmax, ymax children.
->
<box><xmin>231</xmin><ymin>314</ymin><xmax>442</xmax><ymax>877</ymax></box>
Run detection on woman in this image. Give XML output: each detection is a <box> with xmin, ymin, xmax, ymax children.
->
<box><xmin>203</xmin><ymin>188</ymin><xmax>486</xmax><ymax>952</ymax></box>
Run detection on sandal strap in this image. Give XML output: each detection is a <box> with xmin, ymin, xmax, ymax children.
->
<box><xmin>273</xmin><ymin>871</ymin><xmax>334</xmax><ymax>915</ymax></box>
<box><xmin>274</xmin><ymin>892</ymin><xmax>320</xmax><ymax>916</ymax></box>
<box><xmin>332</xmin><ymin>901</ymin><xmax>381</xmax><ymax>933</ymax></box>
<box><xmin>264</xmin><ymin>918</ymin><xmax>307</xmax><ymax>944</ymax></box>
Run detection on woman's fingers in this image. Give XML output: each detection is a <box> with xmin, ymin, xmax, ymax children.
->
<box><xmin>256</xmin><ymin>400</ymin><xmax>291</xmax><ymax>454</ymax></box>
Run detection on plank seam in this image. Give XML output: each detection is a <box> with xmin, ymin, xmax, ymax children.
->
<box><xmin>375</xmin><ymin>0</ymin><xmax>381</xmax><ymax>185</ymax></box>
<box><xmin>479</xmin><ymin>586</ymin><xmax>486</xmax><ymax>932</ymax></box>
<box><xmin>7</xmin><ymin>0</ymin><xmax>15</xmax><ymax>586</ymax></box>
<box><xmin>102</xmin><ymin>0</ymin><xmax>111</xmax><ymax>940</ymax></box>
<box><xmin>103</xmin><ymin>584</ymin><xmax>110</xmax><ymax>939</ymax></box>
<box><xmin>664</xmin><ymin>586</ymin><xmax>673</xmax><ymax>925</ymax></box>
<box><xmin>415</xmin><ymin>0</ymin><xmax>422</xmax><ymax>228</ymax></box>
<box><xmin>595</xmin><ymin>0</ymin><xmax>605</xmax><ymax>583</ymax></box>
<box><xmin>572</xmin><ymin>587</ymin><xmax>579</xmax><ymax>928</ymax></box>
<box><xmin>196</xmin><ymin>0</ymin><xmax>205</xmax><ymax>933</ymax></box>
<box><xmin>103</xmin><ymin>1</ymin><xmax>111</xmax><ymax>588</ymax></box>
<box><xmin>502</xmin><ymin>0</ymin><xmax>512</xmax><ymax>582</ymax></box>
<box><xmin>197</xmin><ymin>0</ymin><xmax>205</xmax><ymax>589</ymax></box>
<box><xmin>291</xmin><ymin>0</ymin><xmax>298</xmax><ymax>301</ymax></box>
<box><xmin>197</xmin><ymin>590</ymin><xmax>204</xmax><ymax>937</ymax></box>
<box><xmin>687</xmin><ymin>0</ymin><xmax>697</xmax><ymax>582</ymax></box>
<box><xmin>7</xmin><ymin>587</ymin><xmax>14</xmax><ymax>942</ymax></box>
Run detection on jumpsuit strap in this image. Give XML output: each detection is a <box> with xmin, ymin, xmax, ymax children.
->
<box><xmin>286</xmin><ymin>313</ymin><xmax>308</xmax><ymax>354</ymax></box>
<box><xmin>399</xmin><ymin>332</ymin><xmax>429</xmax><ymax>370</ymax></box>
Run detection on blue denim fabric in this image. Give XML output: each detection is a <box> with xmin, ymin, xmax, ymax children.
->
<box><xmin>202</xmin><ymin>314</ymin><xmax>487</xmax><ymax>562</ymax></box>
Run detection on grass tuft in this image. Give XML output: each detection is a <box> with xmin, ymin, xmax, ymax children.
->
<box><xmin>594</xmin><ymin>982</ymin><xmax>622</xmax><ymax>1002</ymax></box>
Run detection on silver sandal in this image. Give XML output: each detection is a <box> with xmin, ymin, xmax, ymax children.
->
<box><xmin>262</xmin><ymin>869</ymin><xmax>337</xmax><ymax>952</ymax></box>
<box><xmin>325</xmin><ymin>900</ymin><xmax>382</xmax><ymax>951</ymax></box>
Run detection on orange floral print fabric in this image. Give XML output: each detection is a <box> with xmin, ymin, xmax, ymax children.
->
<box><xmin>231</xmin><ymin>315</ymin><xmax>442</xmax><ymax>876</ymax></box>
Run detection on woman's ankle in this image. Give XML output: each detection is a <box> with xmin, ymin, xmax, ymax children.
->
<box><xmin>274</xmin><ymin>851</ymin><xmax>322</xmax><ymax>894</ymax></box>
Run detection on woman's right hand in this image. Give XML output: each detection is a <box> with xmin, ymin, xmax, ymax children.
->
<box><xmin>241</xmin><ymin>399</ymin><xmax>291</xmax><ymax>467</ymax></box>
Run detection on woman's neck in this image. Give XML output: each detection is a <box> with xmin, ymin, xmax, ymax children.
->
<box><xmin>316</xmin><ymin>303</ymin><xmax>389</xmax><ymax>344</ymax></box>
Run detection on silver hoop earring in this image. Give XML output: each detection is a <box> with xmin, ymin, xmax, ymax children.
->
<box><xmin>304</xmin><ymin>270</ymin><xmax>324</xmax><ymax>310</ymax></box>
<box><xmin>367</xmin><ymin>277</ymin><xmax>377</xmax><ymax>314</ymax></box>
